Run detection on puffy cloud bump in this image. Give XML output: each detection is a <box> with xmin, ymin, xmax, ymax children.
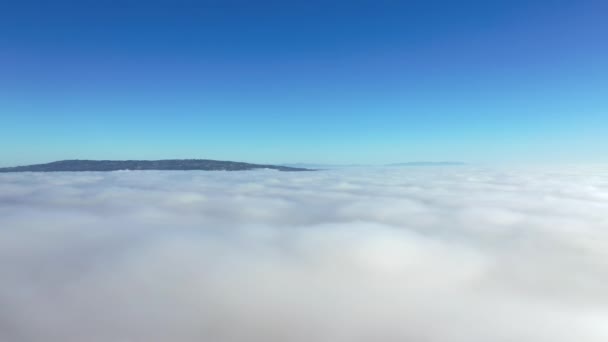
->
<box><xmin>1</xmin><ymin>166</ymin><xmax>607</xmax><ymax>341</ymax></box>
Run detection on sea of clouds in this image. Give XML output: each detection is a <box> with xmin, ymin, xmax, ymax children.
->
<box><xmin>1</xmin><ymin>166</ymin><xmax>607</xmax><ymax>342</ymax></box>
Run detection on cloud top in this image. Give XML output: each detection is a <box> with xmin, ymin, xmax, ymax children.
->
<box><xmin>1</xmin><ymin>167</ymin><xmax>607</xmax><ymax>341</ymax></box>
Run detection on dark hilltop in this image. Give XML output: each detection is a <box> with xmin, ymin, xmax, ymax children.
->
<box><xmin>0</xmin><ymin>159</ymin><xmax>312</xmax><ymax>172</ymax></box>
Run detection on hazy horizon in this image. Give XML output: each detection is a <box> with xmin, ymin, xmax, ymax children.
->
<box><xmin>5</xmin><ymin>158</ymin><xmax>608</xmax><ymax>170</ymax></box>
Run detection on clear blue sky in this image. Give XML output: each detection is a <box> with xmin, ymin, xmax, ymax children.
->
<box><xmin>1</xmin><ymin>0</ymin><xmax>606</xmax><ymax>166</ymax></box>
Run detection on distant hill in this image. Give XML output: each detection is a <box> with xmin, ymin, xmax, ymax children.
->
<box><xmin>0</xmin><ymin>159</ymin><xmax>312</xmax><ymax>172</ymax></box>
<box><xmin>281</xmin><ymin>163</ymin><xmax>370</xmax><ymax>169</ymax></box>
<box><xmin>386</xmin><ymin>162</ymin><xmax>465</xmax><ymax>166</ymax></box>
<box><xmin>282</xmin><ymin>162</ymin><xmax>466</xmax><ymax>168</ymax></box>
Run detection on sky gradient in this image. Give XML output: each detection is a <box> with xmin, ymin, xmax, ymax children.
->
<box><xmin>1</xmin><ymin>0</ymin><xmax>606</xmax><ymax>166</ymax></box>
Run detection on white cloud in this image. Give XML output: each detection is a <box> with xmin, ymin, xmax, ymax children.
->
<box><xmin>1</xmin><ymin>166</ymin><xmax>608</xmax><ymax>341</ymax></box>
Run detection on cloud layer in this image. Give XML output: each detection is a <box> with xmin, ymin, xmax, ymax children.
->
<box><xmin>1</xmin><ymin>167</ymin><xmax>607</xmax><ymax>341</ymax></box>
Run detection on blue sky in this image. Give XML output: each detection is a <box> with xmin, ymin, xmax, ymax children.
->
<box><xmin>1</xmin><ymin>0</ymin><xmax>606</xmax><ymax>166</ymax></box>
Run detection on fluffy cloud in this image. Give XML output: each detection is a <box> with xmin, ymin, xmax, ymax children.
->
<box><xmin>1</xmin><ymin>166</ymin><xmax>607</xmax><ymax>341</ymax></box>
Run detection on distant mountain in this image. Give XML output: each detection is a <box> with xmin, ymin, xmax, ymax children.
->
<box><xmin>281</xmin><ymin>163</ymin><xmax>370</xmax><ymax>169</ymax></box>
<box><xmin>386</xmin><ymin>162</ymin><xmax>465</xmax><ymax>166</ymax></box>
<box><xmin>0</xmin><ymin>159</ymin><xmax>312</xmax><ymax>172</ymax></box>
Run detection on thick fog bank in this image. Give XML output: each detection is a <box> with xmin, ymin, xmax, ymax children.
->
<box><xmin>1</xmin><ymin>167</ymin><xmax>607</xmax><ymax>341</ymax></box>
